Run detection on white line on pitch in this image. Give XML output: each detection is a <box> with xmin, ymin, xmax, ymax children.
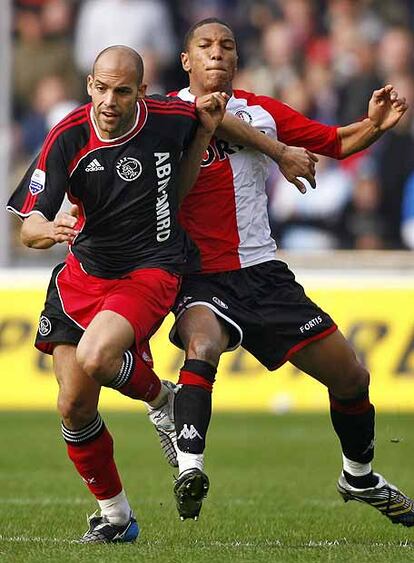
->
<box><xmin>0</xmin><ymin>498</ymin><xmax>89</xmax><ymax>506</ymax></box>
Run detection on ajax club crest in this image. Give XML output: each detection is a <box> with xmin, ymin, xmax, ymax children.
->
<box><xmin>116</xmin><ymin>157</ymin><xmax>143</xmax><ymax>182</ymax></box>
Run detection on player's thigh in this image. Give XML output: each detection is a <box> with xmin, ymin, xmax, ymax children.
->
<box><xmin>289</xmin><ymin>329</ymin><xmax>369</xmax><ymax>392</ymax></box>
<box><xmin>53</xmin><ymin>343</ymin><xmax>100</xmax><ymax>421</ymax></box>
<box><xmin>78</xmin><ymin>310</ymin><xmax>135</xmax><ymax>364</ymax></box>
<box><xmin>177</xmin><ymin>305</ymin><xmax>230</xmax><ymax>362</ymax></box>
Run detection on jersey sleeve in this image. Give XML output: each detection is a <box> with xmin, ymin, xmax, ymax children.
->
<box><xmin>7</xmin><ymin>132</ymin><xmax>69</xmax><ymax>221</ymax></box>
<box><xmin>255</xmin><ymin>95</ymin><xmax>342</xmax><ymax>158</ymax></box>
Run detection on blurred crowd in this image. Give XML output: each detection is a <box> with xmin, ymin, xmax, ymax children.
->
<box><xmin>10</xmin><ymin>0</ymin><xmax>414</xmax><ymax>255</ymax></box>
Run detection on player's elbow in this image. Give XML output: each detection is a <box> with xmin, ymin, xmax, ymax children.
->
<box><xmin>20</xmin><ymin>225</ymin><xmax>35</xmax><ymax>248</ymax></box>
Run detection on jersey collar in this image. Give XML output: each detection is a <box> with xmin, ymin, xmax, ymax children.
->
<box><xmin>178</xmin><ymin>87</ymin><xmax>236</xmax><ymax>107</ymax></box>
<box><xmin>89</xmin><ymin>99</ymin><xmax>147</xmax><ymax>144</ymax></box>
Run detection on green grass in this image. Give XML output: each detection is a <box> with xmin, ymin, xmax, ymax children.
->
<box><xmin>0</xmin><ymin>411</ymin><xmax>414</xmax><ymax>562</ymax></box>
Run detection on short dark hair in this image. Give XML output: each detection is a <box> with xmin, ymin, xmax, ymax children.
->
<box><xmin>183</xmin><ymin>18</ymin><xmax>234</xmax><ymax>51</ymax></box>
<box><xmin>93</xmin><ymin>45</ymin><xmax>144</xmax><ymax>85</ymax></box>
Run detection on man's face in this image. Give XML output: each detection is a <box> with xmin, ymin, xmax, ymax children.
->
<box><xmin>182</xmin><ymin>23</ymin><xmax>238</xmax><ymax>95</ymax></box>
<box><xmin>87</xmin><ymin>54</ymin><xmax>146</xmax><ymax>139</ymax></box>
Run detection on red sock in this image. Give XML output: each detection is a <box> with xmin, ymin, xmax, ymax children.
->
<box><xmin>62</xmin><ymin>415</ymin><xmax>122</xmax><ymax>500</ymax></box>
<box><xmin>108</xmin><ymin>350</ymin><xmax>161</xmax><ymax>401</ymax></box>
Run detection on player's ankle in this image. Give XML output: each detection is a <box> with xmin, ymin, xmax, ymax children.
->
<box><xmin>343</xmin><ymin>470</ymin><xmax>379</xmax><ymax>489</ymax></box>
<box><xmin>177</xmin><ymin>450</ymin><xmax>204</xmax><ymax>474</ymax></box>
<box><xmin>147</xmin><ymin>382</ymin><xmax>169</xmax><ymax>409</ymax></box>
<box><xmin>98</xmin><ymin>489</ymin><xmax>132</xmax><ymax>525</ymax></box>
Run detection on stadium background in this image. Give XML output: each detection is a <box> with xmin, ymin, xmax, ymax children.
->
<box><xmin>0</xmin><ymin>0</ymin><xmax>413</xmax><ymax>413</ymax></box>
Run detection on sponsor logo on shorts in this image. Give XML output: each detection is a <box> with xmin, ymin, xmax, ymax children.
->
<box><xmin>212</xmin><ymin>296</ymin><xmax>228</xmax><ymax>309</ymax></box>
<box><xmin>29</xmin><ymin>168</ymin><xmax>46</xmax><ymax>195</ymax></box>
<box><xmin>177</xmin><ymin>424</ymin><xmax>203</xmax><ymax>440</ymax></box>
<box><xmin>116</xmin><ymin>156</ymin><xmax>142</xmax><ymax>181</ymax></box>
<box><xmin>38</xmin><ymin>315</ymin><xmax>52</xmax><ymax>336</ymax></box>
<box><xmin>235</xmin><ymin>109</ymin><xmax>253</xmax><ymax>124</ymax></box>
<box><xmin>299</xmin><ymin>315</ymin><xmax>322</xmax><ymax>333</ymax></box>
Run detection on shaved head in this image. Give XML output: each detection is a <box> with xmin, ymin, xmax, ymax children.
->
<box><xmin>93</xmin><ymin>45</ymin><xmax>144</xmax><ymax>85</ymax></box>
<box><xmin>87</xmin><ymin>45</ymin><xmax>147</xmax><ymax>139</ymax></box>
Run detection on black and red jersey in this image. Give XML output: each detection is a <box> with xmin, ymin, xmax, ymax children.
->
<box><xmin>7</xmin><ymin>96</ymin><xmax>199</xmax><ymax>278</ymax></box>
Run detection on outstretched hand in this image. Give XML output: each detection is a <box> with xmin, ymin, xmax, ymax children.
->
<box><xmin>277</xmin><ymin>145</ymin><xmax>319</xmax><ymax>194</ymax></box>
<box><xmin>196</xmin><ymin>92</ymin><xmax>229</xmax><ymax>135</ymax></box>
<box><xmin>368</xmin><ymin>84</ymin><xmax>408</xmax><ymax>132</ymax></box>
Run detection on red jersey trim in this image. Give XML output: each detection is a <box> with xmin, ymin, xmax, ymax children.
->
<box><xmin>68</xmin><ymin>99</ymin><xmax>148</xmax><ymax>176</ymax></box>
<box><xmin>39</xmin><ymin>108</ymin><xmax>88</xmax><ymax>171</ymax></box>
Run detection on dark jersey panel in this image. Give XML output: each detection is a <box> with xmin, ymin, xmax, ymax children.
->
<box><xmin>7</xmin><ymin>107</ymin><xmax>89</xmax><ymax>220</ymax></box>
<box><xmin>7</xmin><ymin>99</ymin><xmax>200</xmax><ymax>278</ymax></box>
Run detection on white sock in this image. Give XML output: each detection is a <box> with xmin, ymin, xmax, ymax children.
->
<box><xmin>98</xmin><ymin>489</ymin><xmax>132</xmax><ymax>525</ymax></box>
<box><xmin>177</xmin><ymin>450</ymin><xmax>204</xmax><ymax>474</ymax></box>
<box><xmin>147</xmin><ymin>382</ymin><xmax>169</xmax><ymax>409</ymax></box>
<box><xmin>342</xmin><ymin>454</ymin><xmax>372</xmax><ymax>477</ymax></box>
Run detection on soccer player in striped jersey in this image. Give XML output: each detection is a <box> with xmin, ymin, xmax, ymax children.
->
<box><xmin>7</xmin><ymin>45</ymin><xmax>228</xmax><ymax>543</ymax></box>
<box><xmin>168</xmin><ymin>19</ymin><xmax>414</xmax><ymax>526</ymax></box>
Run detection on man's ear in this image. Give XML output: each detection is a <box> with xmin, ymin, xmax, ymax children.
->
<box><xmin>181</xmin><ymin>52</ymin><xmax>191</xmax><ymax>73</ymax></box>
<box><xmin>137</xmin><ymin>83</ymin><xmax>147</xmax><ymax>98</ymax></box>
<box><xmin>86</xmin><ymin>74</ymin><xmax>93</xmax><ymax>96</ymax></box>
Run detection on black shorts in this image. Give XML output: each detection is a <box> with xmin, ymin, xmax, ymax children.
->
<box><xmin>35</xmin><ymin>262</ymin><xmax>83</xmax><ymax>355</ymax></box>
<box><xmin>170</xmin><ymin>260</ymin><xmax>337</xmax><ymax>370</ymax></box>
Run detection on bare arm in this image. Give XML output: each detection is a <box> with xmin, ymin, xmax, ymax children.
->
<box><xmin>338</xmin><ymin>84</ymin><xmax>408</xmax><ymax>158</ymax></box>
<box><xmin>20</xmin><ymin>206</ymin><xmax>79</xmax><ymax>249</ymax></box>
<box><xmin>218</xmin><ymin>112</ymin><xmax>318</xmax><ymax>193</ymax></box>
<box><xmin>178</xmin><ymin>92</ymin><xmax>228</xmax><ymax>203</ymax></box>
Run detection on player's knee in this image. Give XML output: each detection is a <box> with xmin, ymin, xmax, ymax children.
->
<box><xmin>333</xmin><ymin>362</ymin><xmax>370</xmax><ymax>398</ymax></box>
<box><xmin>186</xmin><ymin>335</ymin><xmax>224</xmax><ymax>366</ymax></box>
<box><xmin>76</xmin><ymin>342</ymin><xmax>109</xmax><ymax>380</ymax></box>
<box><xmin>58</xmin><ymin>395</ymin><xmax>96</xmax><ymax>428</ymax></box>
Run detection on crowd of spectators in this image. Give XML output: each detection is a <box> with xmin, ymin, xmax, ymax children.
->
<box><xmin>10</xmin><ymin>0</ymin><xmax>414</xmax><ymax>257</ymax></box>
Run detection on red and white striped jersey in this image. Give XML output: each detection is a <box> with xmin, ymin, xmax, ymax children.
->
<box><xmin>175</xmin><ymin>88</ymin><xmax>341</xmax><ymax>273</ymax></box>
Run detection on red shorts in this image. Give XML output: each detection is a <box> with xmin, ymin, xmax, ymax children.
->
<box><xmin>35</xmin><ymin>253</ymin><xmax>180</xmax><ymax>359</ymax></box>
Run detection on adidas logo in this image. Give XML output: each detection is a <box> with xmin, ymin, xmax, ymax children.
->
<box><xmin>177</xmin><ymin>424</ymin><xmax>203</xmax><ymax>440</ymax></box>
<box><xmin>85</xmin><ymin>158</ymin><xmax>104</xmax><ymax>172</ymax></box>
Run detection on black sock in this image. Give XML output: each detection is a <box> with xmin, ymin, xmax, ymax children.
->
<box><xmin>175</xmin><ymin>359</ymin><xmax>216</xmax><ymax>454</ymax></box>
<box><xmin>175</xmin><ymin>385</ymin><xmax>211</xmax><ymax>454</ymax></box>
<box><xmin>329</xmin><ymin>391</ymin><xmax>375</xmax><ymax>463</ymax></box>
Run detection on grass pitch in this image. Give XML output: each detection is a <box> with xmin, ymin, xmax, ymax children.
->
<box><xmin>0</xmin><ymin>411</ymin><xmax>414</xmax><ymax>562</ymax></box>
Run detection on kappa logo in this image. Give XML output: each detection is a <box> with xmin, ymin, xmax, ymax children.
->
<box><xmin>38</xmin><ymin>315</ymin><xmax>52</xmax><ymax>336</ymax></box>
<box><xmin>177</xmin><ymin>424</ymin><xmax>203</xmax><ymax>441</ymax></box>
<box><xmin>362</xmin><ymin>439</ymin><xmax>375</xmax><ymax>455</ymax></box>
<box><xmin>212</xmin><ymin>296</ymin><xmax>228</xmax><ymax>309</ymax></box>
<box><xmin>85</xmin><ymin>158</ymin><xmax>104</xmax><ymax>172</ymax></box>
<box><xmin>29</xmin><ymin>168</ymin><xmax>46</xmax><ymax>195</ymax></box>
<box><xmin>116</xmin><ymin>156</ymin><xmax>142</xmax><ymax>181</ymax></box>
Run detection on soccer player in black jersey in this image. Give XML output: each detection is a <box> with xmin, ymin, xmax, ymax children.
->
<box><xmin>7</xmin><ymin>45</ymin><xmax>229</xmax><ymax>544</ymax></box>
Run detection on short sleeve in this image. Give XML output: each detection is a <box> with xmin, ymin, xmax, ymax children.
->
<box><xmin>7</xmin><ymin>135</ymin><xmax>69</xmax><ymax>221</ymax></box>
<box><xmin>254</xmin><ymin>95</ymin><xmax>341</xmax><ymax>158</ymax></box>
